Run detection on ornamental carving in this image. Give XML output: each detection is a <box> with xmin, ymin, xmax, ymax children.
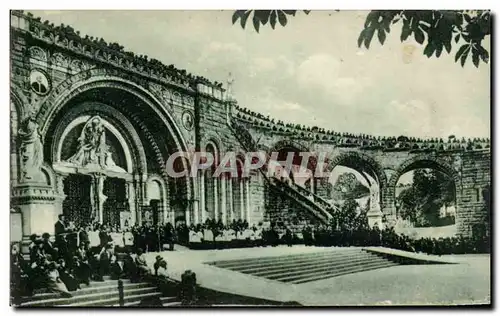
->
<box><xmin>182</xmin><ymin>111</ymin><xmax>194</xmax><ymax>131</ymax></box>
<box><xmin>18</xmin><ymin>115</ymin><xmax>44</xmax><ymax>183</ymax></box>
<box><xmin>29</xmin><ymin>70</ymin><xmax>50</xmax><ymax>96</ymax></box>
<box><xmin>148</xmin><ymin>82</ymin><xmax>173</xmax><ymax>109</ymax></box>
<box><xmin>28</xmin><ymin>46</ymin><xmax>48</xmax><ymax>61</ymax></box>
<box><xmin>62</xmin><ymin>116</ymin><xmax>126</xmax><ymax>173</ymax></box>
<box><xmin>52</xmin><ymin>53</ymin><xmax>69</xmax><ymax>68</ymax></box>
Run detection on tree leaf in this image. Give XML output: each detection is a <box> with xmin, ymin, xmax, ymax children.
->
<box><xmin>364</xmin><ymin>11</ymin><xmax>379</xmax><ymax>28</ymax></box>
<box><xmin>401</xmin><ymin>21</ymin><xmax>412</xmax><ymax>41</ymax></box>
<box><xmin>444</xmin><ymin>41</ymin><xmax>452</xmax><ymax>53</ymax></box>
<box><xmin>460</xmin><ymin>45</ymin><xmax>471</xmax><ymax>67</ymax></box>
<box><xmin>414</xmin><ymin>27</ymin><xmax>425</xmax><ymax>44</ymax></box>
<box><xmin>454</xmin><ymin>33</ymin><xmax>461</xmax><ymax>43</ymax></box>
<box><xmin>378</xmin><ymin>29</ymin><xmax>387</xmax><ymax>45</ymax></box>
<box><xmin>464</xmin><ymin>13</ymin><xmax>472</xmax><ymax>23</ymax></box>
<box><xmin>364</xmin><ymin>27</ymin><xmax>376</xmax><ymax>49</ymax></box>
<box><xmin>472</xmin><ymin>49</ymin><xmax>480</xmax><ymax>67</ymax></box>
<box><xmin>454</xmin><ymin>43</ymin><xmax>469</xmax><ymax>62</ymax></box>
<box><xmin>278</xmin><ymin>10</ymin><xmax>287</xmax><ymax>26</ymax></box>
<box><xmin>270</xmin><ymin>11</ymin><xmax>277</xmax><ymax>29</ymax></box>
<box><xmin>283</xmin><ymin>10</ymin><xmax>296</xmax><ymax>16</ymax></box>
<box><xmin>240</xmin><ymin>11</ymin><xmax>252</xmax><ymax>29</ymax></box>
<box><xmin>435</xmin><ymin>44</ymin><xmax>443</xmax><ymax>57</ymax></box>
<box><xmin>477</xmin><ymin>45</ymin><xmax>489</xmax><ymax>63</ymax></box>
<box><xmin>357</xmin><ymin>29</ymin><xmax>366</xmax><ymax>48</ymax></box>
<box><xmin>423</xmin><ymin>43</ymin><xmax>435</xmax><ymax>57</ymax></box>
<box><xmin>232</xmin><ymin>11</ymin><xmax>245</xmax><ymax>25</ymax></box>
<box><xmin>252</xmin><ymin>14</ymin><xmax>261</xmax><ymax>33</ymax></box>
<box><xmin>303</xmin><ymin>10</ymin><xmax>311</xmax><ymax>15</ymax></box>
<box><xmin>255</xmin><ymin>10</ymin><xmax>271</xmax><ymax>25</ymax></box>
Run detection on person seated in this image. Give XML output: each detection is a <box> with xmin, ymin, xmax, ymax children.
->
<box><xmin>110</xmin><ymin>256</ymin><xmax>127</xmax><ymax>280</ymax></box>
<box><xmin>78</xmin><ymin>225</ymin><xmax>90</xmax><ymax>248</ymax></box>
<box><xmin>95</xmin><ymin>243</ymin><xmax>113</xmax><ymax>281</ymax></box>
<box><xmin>72</xmin><ymin>255</ymin><xmax>90</xmax><ymax>286</ymax></box>
<box><xmin>46</xmin><ymin>262</ymin><xmax>72</xmax><ymax>298</ymax></box>
<box><xmin>135</xmin><ymin>248</ymin><xmax>151</xmax><ymax>278</ymax></box>
<box><xmin>153</xmin><ymin>255</ymin><xmax>163</xmax><ymax>276</ymax></box>
<box><xmin>123</xmin><ymin>251</ymin><xmax>139</xmax><ymax>282</ymax></box>
<box><xmin>88</xmin><ymin>227</ymin><xmax>100</xmax><ymax>251</ymax></box>
<box><xmin>28</xmin><ymin>234</ymin><xmax>39</xmax><ymax>262</ymax></box>
<box><xmin>99</xmin><ymin>225</ymin><xmax>112</xmax><ymax>248</ymax></box>
<box><xmin>123</xmin><ymin>229</ymin><xmax>134</xmax><ymax>253</ymax></box>
<box><xmin>111</xmin><ymin>230</ymin><xmax>125</xmax><ymax>253</ymax></box>
<box><xmin>156</xmin><ymin>260</ymin><xmax>168</xmax><ymax>279</ymax></box>
<box><xmin>42</xmin><ymin>233</ymin><xmax>58</xmax><ymax>261</ymax></box>
<box><xmin>57</xmin><ymin>258</ymin><xmax>80</xmax><ymax>292</ymax></box>
<box><xmin>10</xmin><ymin>244</ymin><xmax>32</xmax><ymax>303</ymax></box>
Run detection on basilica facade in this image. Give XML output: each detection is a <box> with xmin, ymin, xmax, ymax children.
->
<box><xmin>10</xmin><ymin>11</ymin><xmax>491</xmax><ymax>248</ymax></box>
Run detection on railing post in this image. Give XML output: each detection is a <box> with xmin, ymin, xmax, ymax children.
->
<box><xmin>118</xmin><ymin>279</ymin><xmax>124</xmax><ymax>307</ymax></box>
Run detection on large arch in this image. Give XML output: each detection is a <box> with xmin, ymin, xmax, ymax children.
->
<box><xmin>34</xmin><ymin>72</ymin><xmax>196</xmax><ymax>227</ymax></box>
<box><xmin>325</xmin><ymin>151</ymin><xmax>388</xmax><ymax>187</ymax></box>
<box><xmin>36</xmin><ymin>72</ymin><xmax>194</xmax><ymax>200</ymax></box>
<box><xmin>386</xmin><ymin>155</ymin><xmax>460</xmax><ymax>228</ymax></box>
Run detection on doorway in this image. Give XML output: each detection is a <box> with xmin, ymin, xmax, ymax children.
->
<box><xmin>63</xmin><ymin>174</ymin><xmax>92</xmax><ymax>227</ymax></box>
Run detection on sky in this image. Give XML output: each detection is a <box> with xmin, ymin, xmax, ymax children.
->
<box><xmin>30</xmin><ymin>10</ymin><xmax>490</xmax><ymax>140</ymax></box>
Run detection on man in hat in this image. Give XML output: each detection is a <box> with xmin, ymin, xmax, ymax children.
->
<box><xmin>54</xmin><ymin>214</ymin><xmax>67</xmax><ymax>236</ymax></box>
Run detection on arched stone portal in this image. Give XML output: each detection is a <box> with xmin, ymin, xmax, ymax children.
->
<box><xmin>324</xmin><ymin>151</ymin><xmax>388</xmax><ymax>228</ymax></box>
<box><xmin>386</xmin><ymin>156</ymin><xmax>460</xmax><ymax>230</ymax></box>
<box><xmin>14</xmin><ymin>77</ymin><xmax>195</xmax><ymax>237</ymax></box>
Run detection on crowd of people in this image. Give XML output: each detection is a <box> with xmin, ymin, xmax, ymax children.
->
<box><xmin>179</xmin><ymin>217</ymin><xmax>490</xmax><ymax>256</ymax></box>
<box><xmin>234</xmin><ymin>105</ymin><xmax>490</xmax><ymax>150</ymax></box>
<box><xmin>10</xmin><ymin>214</ymin><xmax>178</xmax><ymax>305</ymax></box>
<box><xmin>12</xmin><ymin>211</ymin><xmax>490</xmax><ymax>304</ymax></box>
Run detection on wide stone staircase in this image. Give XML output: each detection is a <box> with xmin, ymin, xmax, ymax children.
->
<box><xmin>207</xmin><ymin>248</ymin><xmax>399</xmax><ymax>284</ymax></box>
<box><xmin>227</xmin><ymin>116</ymin><xmax>335</xmax><ymax>225</ymax></box>
<box><xmin>17</xmin><ymin>277</ymin><xmax>182</xmax><ymax>307</ymax></box>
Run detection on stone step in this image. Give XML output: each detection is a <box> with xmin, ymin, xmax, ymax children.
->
<box><xmin>231</xmin><ymin>252</ymin><xmax>377</xmax><ymax>274</ymax></box>
<box><xmin>290</xmin><ymin>261</ymin><xmax>399</xmax><ymax>284</ymax></box>
<box><xmin>211</xmin><ymin>249</ymin><xmax>363</xmax><ymax>268</ymax></box>
<box><xmin>264</xmin><ymin>255</ymin><xmax>392</xmax><ymax>282</ymax></box>
<box><xmin>22</xmin><ymin>286</ymin><xmax>157</xmax><ymax>307</ymax></box>
<box><xmin>66</xmin><ymin>291</ymin><xmax>163</xmax><ymax>307</ymax></box>
<box><xmin>112</xmin><ymin>296</ymin><xmax>180</xmax><ymax>307</ymax></box>
<box><xmin>251</xmin><ymin>254</ymin><xmax>390</xmax><ymax>279</ymax></box>
<box><xmin>22</xmin><ymin>280</ymin><xmax>138</xmax><ymax>302</ymax></box>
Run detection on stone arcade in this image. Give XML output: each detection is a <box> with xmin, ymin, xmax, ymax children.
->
<box><xmin>10</xmin><ymin>11</ymin><xmax>491</xmax><ymax>249</ymax></box>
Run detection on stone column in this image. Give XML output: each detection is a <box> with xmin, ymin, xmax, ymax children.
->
<box><xmin>126</xmin><ymin>181</ymin><xmax>136</xmax><ymax>226</ymax></box>
<box><xmin>221</xmin><ymin>177</ymin><xmax>227</xmax><ymax>225</ymax></box>
<box><xmin>245</xmin><ymin>178</ymin><xmax>251</xmax><ymax>224</ymax></box>
<box><xmin>214</xmin><ymin>178</ymin><xmax>219</xmax><ymax>222</ymax></box>
<box><xmin>193</xmin><ymin>198</ymin><xmax>199</xmax><ymax>225</ymax></box>
<box><xmin>311</xmin><ymin>175</ymin><xmax>316</xmax><ymax>194</ymax></box>
<box><xmin>239</xmin><ymin>179</ymin><xmax>245</xmax><ymax>220</ymax></box>
<box><xmin>228</xmin><ymin>177</ymin><xmax>234</xmax><ymax>223</ymax></box>
<box><xmin>200</xmin><ymin>171</ymin><xmax>206</xmax><ymax>223</ymax></box>
<box><xmin>97</xmin><ymin>175</ymin><xmax>107</xmax><ymax>224</ymax></box>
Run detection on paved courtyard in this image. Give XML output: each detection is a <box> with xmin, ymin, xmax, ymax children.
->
<box><xmin>297</xmin><ymin>254</ymin><xmax>490</xmax><ymax>306</ymax></box>
<box><xmin>145</xmin><ymin>246</ymin><xmax>490</xmax><ymax>306</ymax></box>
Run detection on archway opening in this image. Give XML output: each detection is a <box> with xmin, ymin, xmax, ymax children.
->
<box><xmin>43</xmin><ymin>85</ymin><xmax>191</xmax><ymax>228</ymax></box>
<box><xmin>394</xmin><ymin>167</ymin><xmax>457</xmax><ymax>236</ymax></box>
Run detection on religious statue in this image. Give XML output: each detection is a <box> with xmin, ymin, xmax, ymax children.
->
<box><xmin>65</xmin><ymin>116</ymin><xmax>126</xmax><ymax>173</ymax></box>
<box><xmin>18</xmin><ymin>115</ymin><xmax>44</xmax><ymax>183</ymax></box>
<box><xmin>226</xmin><ymin>72</ymin><xmax>234</xmax><ymax>101</ymax></box>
